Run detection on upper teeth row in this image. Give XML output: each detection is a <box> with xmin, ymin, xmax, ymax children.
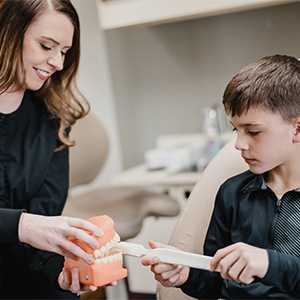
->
<box><xmin>92</xmin><ymin>233</ymin><xmax>120</xmax><ymax>259</ymax></box>
<box><xmin>37</xmin><ymin>69</ymin><xmax>49</xmax><ymax>77</ymax></box>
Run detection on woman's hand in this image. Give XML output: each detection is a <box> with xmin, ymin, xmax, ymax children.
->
<box><xmin>141</xmin><ymin>240</ymin><xmax>190</xmax><ymax>287</ymax></box>
<box><xmin>58</xmin><ymin>267</ymin><xmax>117</xmax><ymax>295</ymax></box>
<box><xmin>210</xmin><ymin>242</ymin><xmax>269</xmax><ymax>284</ymax></box>
<box><xmin>18</xmin><ymin>213</ymin><xmax>103</xmax><ymax>263</ymax></box>
<box><xmin>58</xmin><ymin>267</ymin><xmax>97</xmax><ymax>295</ymax></box>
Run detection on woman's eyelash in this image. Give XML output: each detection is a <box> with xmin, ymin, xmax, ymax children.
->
<box><xmin>40</xmin><ymin>43</ymin><xmax>66</xmax><ymax>57</ymax></box>
<box><xmin>40</xmin><ymin>44</ymin><xmax>51</xmax><ymax>50</ymax></box>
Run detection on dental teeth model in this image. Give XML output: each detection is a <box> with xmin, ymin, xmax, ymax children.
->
<box><xmin>92</xmin><ymin>233</ymin><xmax>123</xmax><ymax>264</ymax></box>
<box><xmin>64</xmin><ymin>215</ymin><xmax>127</xmax><ymax>287</ymax></box>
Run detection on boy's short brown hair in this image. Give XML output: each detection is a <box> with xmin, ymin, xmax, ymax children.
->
<box><xmin>222</xmin><ymin>54</ymin><xmax>300</xmax><ymax>122</ymax></box>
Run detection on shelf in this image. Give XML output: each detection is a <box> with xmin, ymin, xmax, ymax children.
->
<box><xmin>98</xmin><ymin>0</ymin><xmax>299</xmax><ymax>29</ymax></box>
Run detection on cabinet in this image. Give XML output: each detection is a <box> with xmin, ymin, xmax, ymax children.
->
<box><xmin>98</xmin><ymin>0</ymin><xmax>299</xmax><ymax>29</ymax></box>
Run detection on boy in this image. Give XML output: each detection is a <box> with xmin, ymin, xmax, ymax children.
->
<box><xmin>142</xmin><ymin>54</ymin><xmax>300</xmax><ymax>298</ymax></box>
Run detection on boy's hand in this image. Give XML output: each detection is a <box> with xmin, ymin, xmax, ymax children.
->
<box><xmin>141</xmin><ymin>240</ymin><xmax>190</xmax><ymax>287</ymax></box>
<box><xmin>210</xmin><ymin>242</ymin><xmax>269</xmax><ymax>284</ymax></box>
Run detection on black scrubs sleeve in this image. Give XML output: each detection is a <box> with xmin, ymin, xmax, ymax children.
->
<box><xmin>0</xmin><ymin>208</ymin><xmax>24</xmax><ymax>243</ymax></box>
<box><xmin>24</xmin><ymin>145</ymin><xmax>70</xmax><ymax>283</ymax></box>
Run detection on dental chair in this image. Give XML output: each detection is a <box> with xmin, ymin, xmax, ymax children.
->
<box><xmin>63</xmin><ymin>112</ymin><xmax>180</xmax><ymax>240</ymax></box>
<box><xmin>156</xmin><ymin>138</ymin><xmax>248</xmax><ymax>300</ymax></box>
<box><xmin>62</xmin><ymin>112</ymin><xmax>180</xmax><ymax>299</ymax></box>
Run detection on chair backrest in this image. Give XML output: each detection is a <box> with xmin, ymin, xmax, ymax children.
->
<box><xmin>69</xmin><ymin>113</ymin><xmax>109</xmax><ymax>187</ymax></box>
<box><xmin>157</xmin><ymin>138</ymin><xmax>248</xmax><ymax>300</ymax></box>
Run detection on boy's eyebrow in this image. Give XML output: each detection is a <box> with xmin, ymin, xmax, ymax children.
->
<box><xmin>241</xmin><ymin>123</ymin><xmax>261</xmax><ymax>127</ymax></box>
<box><xmin>230</xmin><ymin>121</ymin><xmax>262</xmax><ymax>127</ymax></box>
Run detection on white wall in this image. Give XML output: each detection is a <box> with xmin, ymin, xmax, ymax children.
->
<box><xmin>73</xmin><ymin>1</ymin><xmax>300</xmax><ymax>173</ymax></box>
<box><xmin>71</xmin><ymin>0</ymin><xmax>123</xmax><ymax>186</ymax></box>
<box><xmin>104</xmin><ymin>2</ymin><xmax>300</xmax><ymax>168</ymax></box>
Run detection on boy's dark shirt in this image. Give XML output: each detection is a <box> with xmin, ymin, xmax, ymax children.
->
<box><xmin>180</xmin><ymin>170</ymin><xmax>300</xmax><ymax>299</ymax></box>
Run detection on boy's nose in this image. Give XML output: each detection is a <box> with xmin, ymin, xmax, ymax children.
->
<box><xmin>234</xmin><ymin>134</ymin><xmax>249</xmax><ymax>151</ymax></box>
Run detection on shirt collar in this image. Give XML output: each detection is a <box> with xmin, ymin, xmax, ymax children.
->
<box><xmin>241</xmin><ymin>172</ymin><xmax>267</xmax><ymax>193</ymax></box>
<box><xmin>241</xmin><ymin>172</ymin><xmax>300</xmax><ymax>194</ymax></box>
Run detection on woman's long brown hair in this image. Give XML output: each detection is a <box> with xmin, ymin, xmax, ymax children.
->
<box><xmin>0</xmin><ymin>0</ymin><xmax>89</xmax><ymax>148</ymax></box>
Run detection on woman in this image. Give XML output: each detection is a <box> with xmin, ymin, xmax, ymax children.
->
<box><xmin>0</xmin><ymin>0</ymin><xmax>101</xmax><ymax>298</ymax></box>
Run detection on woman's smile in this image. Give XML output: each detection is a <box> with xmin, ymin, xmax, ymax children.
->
<box><xmin>34</xmin><ymin>67</ymin><xmax>51</xmax><ymax>81</ymax></box>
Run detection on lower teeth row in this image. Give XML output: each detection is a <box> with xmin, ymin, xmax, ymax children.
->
<box><xmin>94</xmin><ymin>252</ymin><xmax>122</xmax><ymax>264</ymax></box>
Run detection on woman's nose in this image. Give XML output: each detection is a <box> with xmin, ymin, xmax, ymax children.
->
<box><xmin>48</xmin><ymin>52</ymin><xmax>64</xmax><ymax>71</ymax></box>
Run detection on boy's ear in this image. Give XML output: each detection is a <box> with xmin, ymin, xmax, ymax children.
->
<box><xmin>293</xmin><ymin>117</ymin><xmax>300</xmax><ymax>142</ymax></box>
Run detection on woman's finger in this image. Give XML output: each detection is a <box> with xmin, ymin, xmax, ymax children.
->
<box><xmin>70</xmin><ymin>268</ymin><xmax>81</xmax><ymax>293</ymax></box>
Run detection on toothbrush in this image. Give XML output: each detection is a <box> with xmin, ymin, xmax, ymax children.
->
<box><xmin>113</xmin><ymin>242</ymin><xmax>220</xmax><ymax>272</ymax></box>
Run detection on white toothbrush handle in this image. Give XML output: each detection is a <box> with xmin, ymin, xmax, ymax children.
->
<box><xmin>145</xmin><ymin>248</ymin><xmax>220</xmax><ymax>272</ymax></box>
<box><xmin>115</xmin><ymin>242</ymin><xmax>220</xmax><ymax>272</ymax></box>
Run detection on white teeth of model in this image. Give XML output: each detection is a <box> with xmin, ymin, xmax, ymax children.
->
<box><xmin>100</xmin><ymin>245</ymin><xmax>106</xmax><ymax>256</ymax></box>
<box><xmin>89</xmin><ymin>237</ymin><xmax>125</xmax><ymax>264</ymax></box>
<box><xmin>102</xmin><ymin>257</ymin><xmax>108</xmax><ymax>264</ymax></box>
<box><xmin>93</xmin><ymin>249</ymin><xmax>101</xmax><ymax>259</ymax></box>
<box><xmin>93</xmin><ymin>253</ymin><xmax>122</xmax><ymax>264</ymax></box>
<box><xmin>106</xmin><ymin>241</ymin><xmax>112</xmax><ymax>251</ymax></box>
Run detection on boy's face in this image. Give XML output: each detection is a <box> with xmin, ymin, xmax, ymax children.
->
<box><xmin>230</xmin><ymin>107</ymin><xmax>296</xmax><ymax>174</ymax></box>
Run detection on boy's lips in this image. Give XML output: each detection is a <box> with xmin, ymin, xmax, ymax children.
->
<box><xmin>243</xmin><ymin>156</ymin><xmax>256</xmax><ymax>165</ymax></box>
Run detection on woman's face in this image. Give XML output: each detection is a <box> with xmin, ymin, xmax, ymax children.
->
<box><xmin>21</xmin><ymin>10</ymin><xmax>74</xmax><ymax>91</ymax></box>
